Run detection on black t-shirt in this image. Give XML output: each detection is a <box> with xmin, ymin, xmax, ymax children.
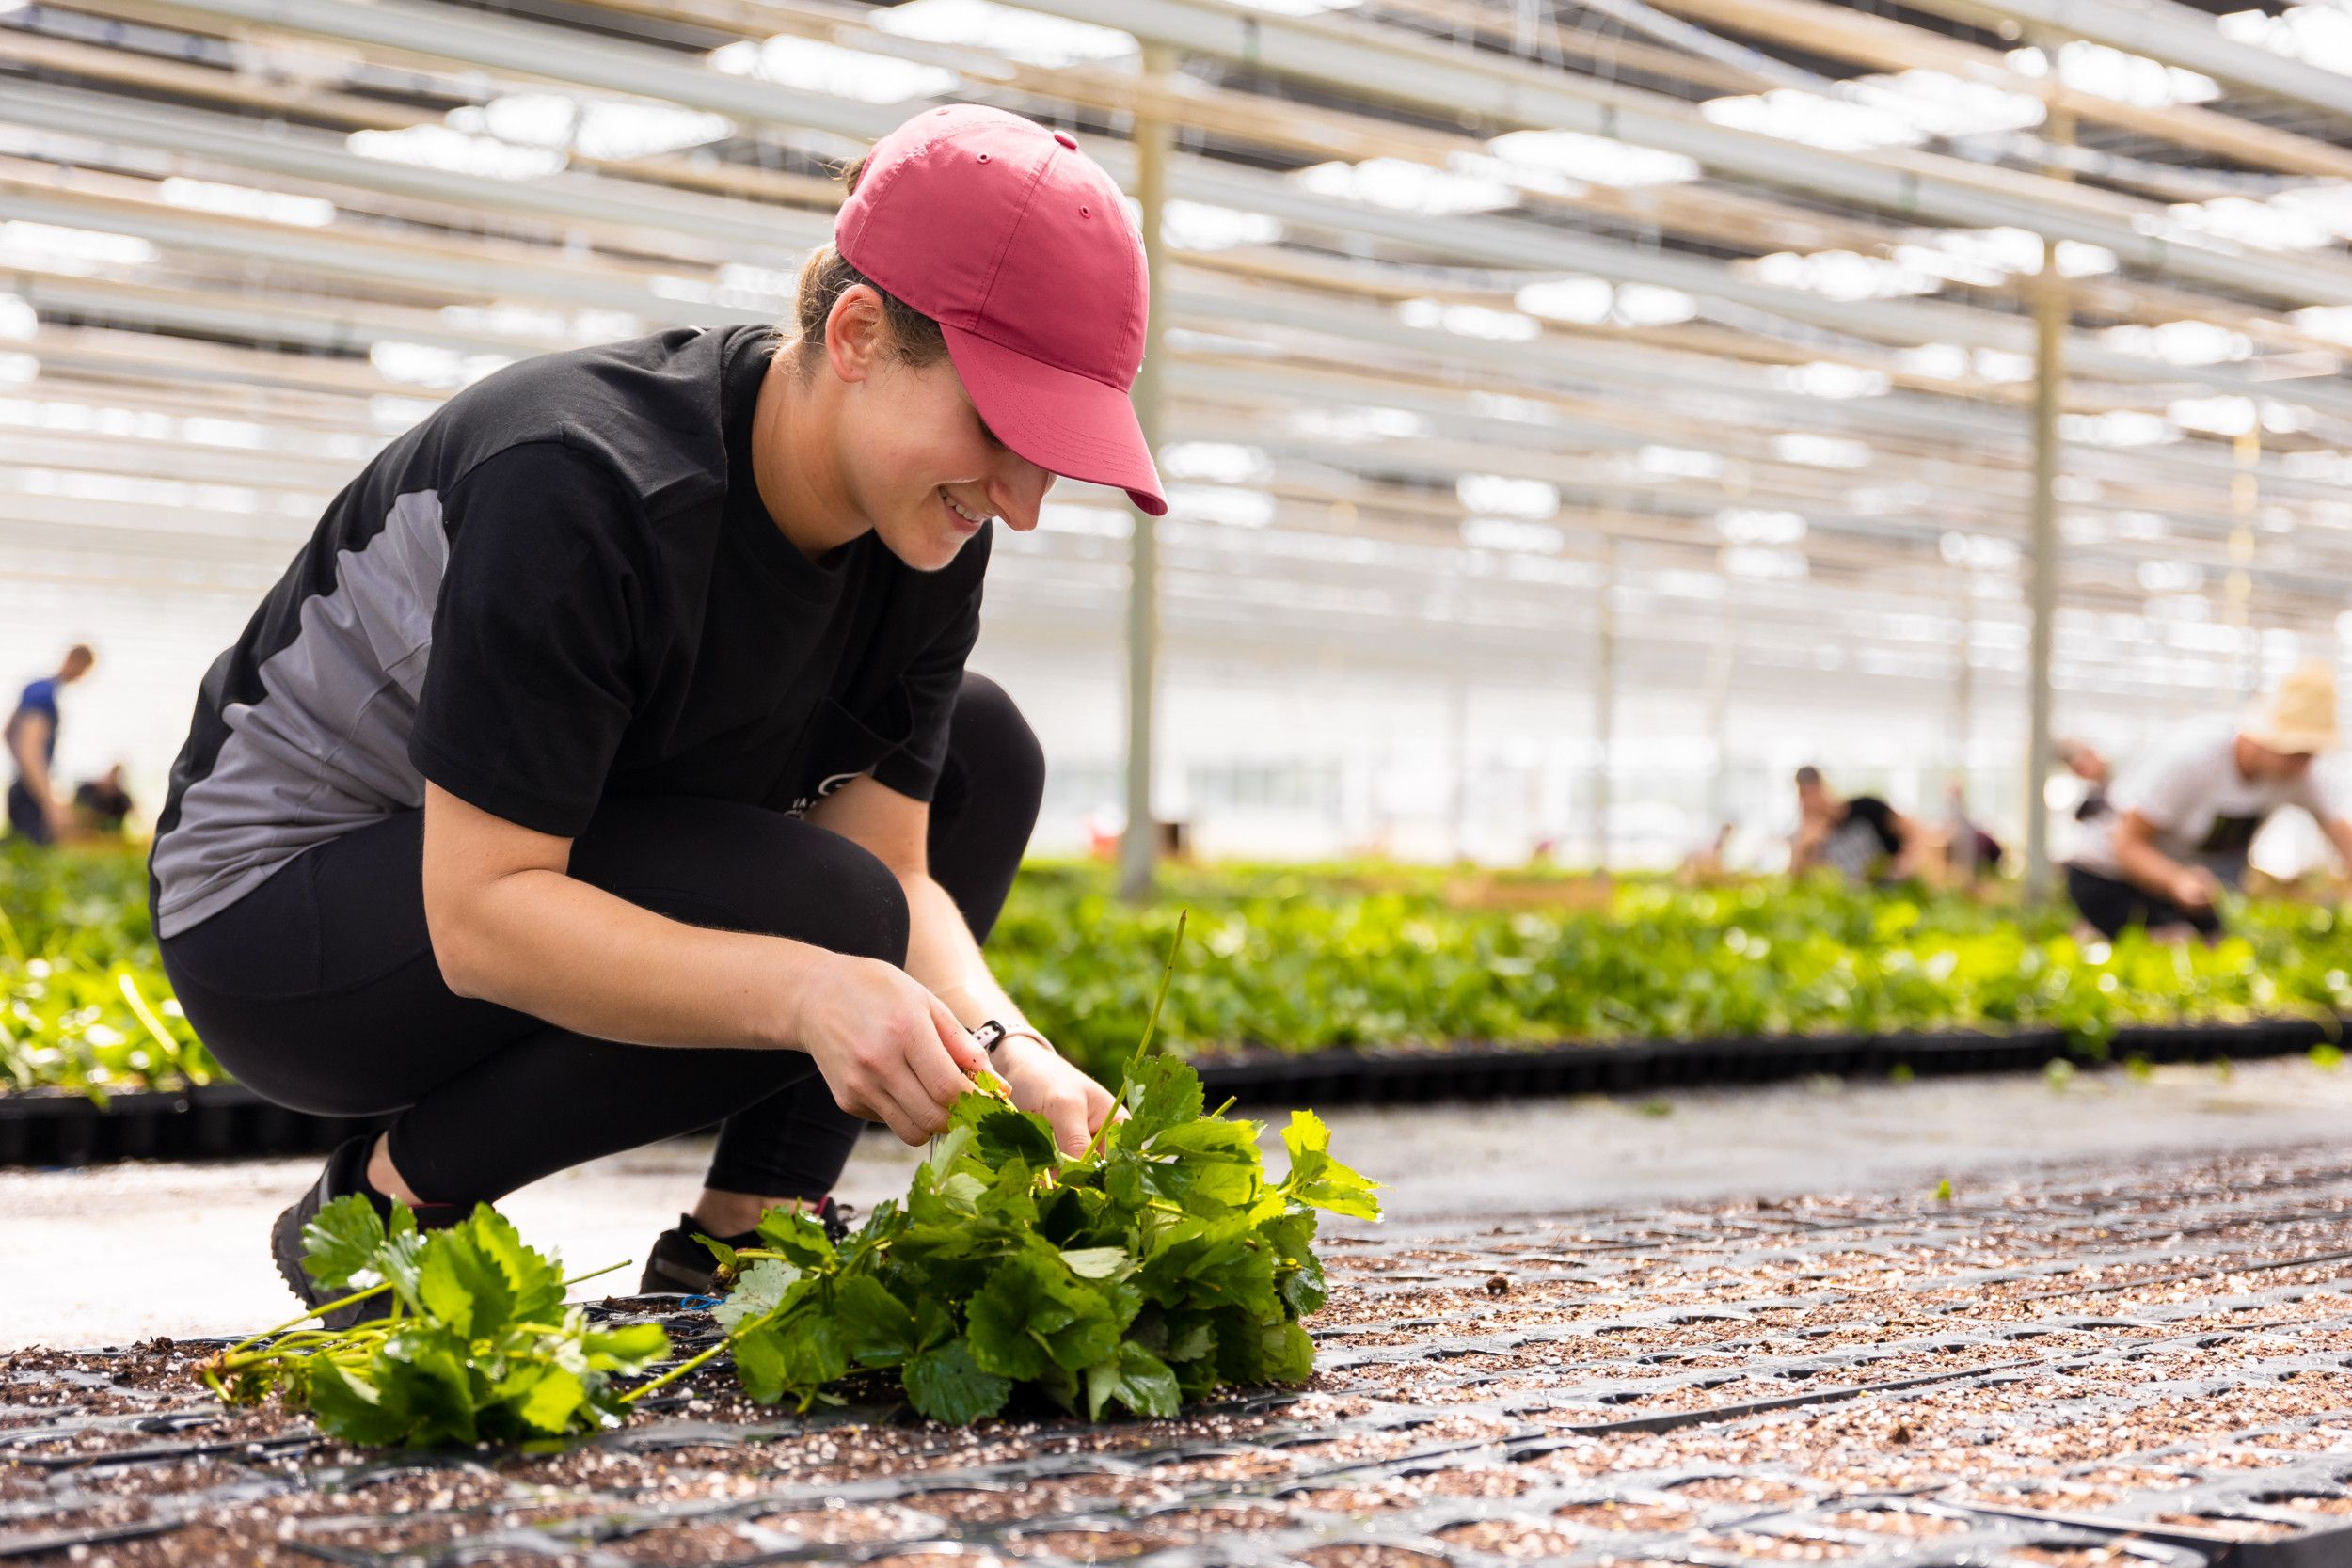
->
<box><xmin>153</xmin><ymin>324</ymin><xmax>985</xmax><ymax>936</ymax></box>
<box><xmin>413</xmin><ymin>333</ymin><xmax>985</xmax><ymax>834</ymax></box>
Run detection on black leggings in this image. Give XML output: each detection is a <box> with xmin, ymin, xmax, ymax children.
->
<box><xmin>157</xmin><ymin>673</ymin><xmax>1044</xmax><ymax>1209</ymax></box>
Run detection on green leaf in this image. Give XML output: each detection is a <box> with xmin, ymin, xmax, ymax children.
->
<box><xmin>975</xmin><ymin>1106</ymin><xmax>1060</xmax><ymax>1168</ymax></box>
<box><xmin>754</xmin><ymin>1206</ymin><xmax>838</xmax><ymax>1272</ymax></box>
<box><xmin>903</xmin><ymin>1338</ymin><xmax>1011</xmax><ymax>1424</ymax></box>
<box><xmin>1279</xmin><ymin>1110</ymin><xmax>1383</xmax><ymax>1220</ymax></box>
<box><xmin>1058</xmin><ymin>1247</ymin><xmax>1131</xmax><ymax>1280</ymax></box>
<box><xmin>300</xmin><ymin>1194</ymin><xmax>389</xmax><ymax>1293</ymax></box>
<box><xmin>1084</xmin><ymin>1340</ymin><xmax>1180</xmax><ymax>1420</ymax></box>
<box><xmin>304</xmin><ymin>1358</ymin><xmax>408</xmax><ymax>1447</ymax></box>
<box><xmin>517</xmin><ymin>1368</ymin><xmax>586</xmax><ymax>1433</ymax></box>
<box><xmin>834</xmin><ymin>1275</ymin><xmax>916</xmax><ymax>1368</ymax></box>
<box><xmin>713</xmin><ymin>1259</ymin><xmax>801</xmax><ymax>1334</ymax></box>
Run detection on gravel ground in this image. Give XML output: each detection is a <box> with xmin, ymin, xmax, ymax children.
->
<box><xmin>8</xmin><ymin>1125</ymin><xmax>2352</xmax><ymax>1564</ymax></box>
<box><xmin>8</xmin><ymin>1054</ymin><xmax>2352</xmax><ymax>1350</ymax></box>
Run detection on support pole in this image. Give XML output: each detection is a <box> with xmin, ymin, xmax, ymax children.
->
<box><xmin>1953</xmin><ymin>569</ymin><xmax>1975</xmax><ymax>803</ymax></box>
<box><xmin>2229</xmin><ymin>427</ymin><xmax>2260</xmax><ymax>700</ymax></box>
<box><xmin>1704</xmin><ymin>622</ymin><xmax>1735</xmax><ymax>831</ymax></box>
<box><xmin>1119</xmin><ymin>49</ymin><xmax>1174</xmax><ymax>902</ymax></box>
<box><xmin>2024</xmin><ymin>99</ymin><xmax>2073</xmax><ymax>905</ymax></box>
<box><xmin>1592</xmin><ymin>538</ymin><xmax>1618</xmax><ymax>873</ymax></box>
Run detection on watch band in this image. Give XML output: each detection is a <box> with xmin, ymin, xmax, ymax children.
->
<box><xmin>974</xmin><ymin>1019</ymin><xmax>1054</xmax><ymax>1056</ymax></box>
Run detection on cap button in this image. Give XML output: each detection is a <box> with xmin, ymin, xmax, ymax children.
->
<box><xmin>1054</xmin><ymin>131</ymin><xmax>1077</xmax><ymax>150</ymax></box>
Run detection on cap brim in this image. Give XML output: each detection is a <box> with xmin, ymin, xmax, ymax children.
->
<box><xmin>943</xmin><ymin>324</ymin><xmax>1167</xmax><ymax>516</ymax></box>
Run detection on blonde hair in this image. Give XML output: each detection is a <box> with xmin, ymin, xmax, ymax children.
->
<box><xmin>786</xmin><ymin>154</ymin><xmax>946</xmax><ymax>372</ymax></box>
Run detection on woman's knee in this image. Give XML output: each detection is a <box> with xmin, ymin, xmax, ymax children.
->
<box><xmin>950</xmin><ymin>672</ymin><xmax>1045</xmax><ymax>818</ymax></box>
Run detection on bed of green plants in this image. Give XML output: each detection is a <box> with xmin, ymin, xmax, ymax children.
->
<box><xmin>8</xmin><ymin>843</ymin><xmax>2352</xmax><ymax>1100</ymax></box>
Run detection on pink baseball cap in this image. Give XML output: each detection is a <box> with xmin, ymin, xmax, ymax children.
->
<box><xmin>834</xmin><ymin>104</ymin><xmax>1168</xmax><ymax>516</ymax></box>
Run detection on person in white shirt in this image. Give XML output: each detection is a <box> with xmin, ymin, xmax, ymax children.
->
<box><xmin>2064</xmin><ymin>662</ymin><xmax>2352</xmax><ymax>942</ymax></box>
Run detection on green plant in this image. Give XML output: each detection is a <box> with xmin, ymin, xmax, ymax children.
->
<box><xmin>202</xmin><ymin>1197</ymin><xmax>666</xmax><ymax>1447</ymax></box>
<box><xmin>643</xmin><ymin>919</ymin><xmax>1381</xmax><ymax>1424</ymax></box>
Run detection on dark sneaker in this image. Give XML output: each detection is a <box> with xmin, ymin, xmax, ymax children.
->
<box><xmin>637</xmin><ymin>1198</ymin><xmax>856</xmax><ymax>1296</ymax></box>
<box><xmin>269</xmin><ymin>1135</ymin><xmax>467</xmax><ymax>1329</ymax></box>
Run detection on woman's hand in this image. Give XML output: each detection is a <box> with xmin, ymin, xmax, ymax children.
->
<box><xmin>790</xmin><ymin>954</ymin><xmax>984</xmax><ymax>1145</ymax></box>
<box><xmin>991</xmin><ymin>1034</ymin><xmax>1117</xmax><ymax>1157</ymax></box>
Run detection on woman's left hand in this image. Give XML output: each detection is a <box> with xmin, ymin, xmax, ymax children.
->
<box><xmin>991</xmin><ymin>1034</ymin><xmax>1117</xmax><ymax>1157</ymax></box>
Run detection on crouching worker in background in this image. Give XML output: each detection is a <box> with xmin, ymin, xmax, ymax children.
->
<box><xmin>146</xmin><ymin>106</ymin><xmax>1165</xmax><ymax>1319</ymax></box>
<box><xmin>2063</xmin><ymin>663</ymin><xmax>2352</xmax><ymax>944</ymax></box>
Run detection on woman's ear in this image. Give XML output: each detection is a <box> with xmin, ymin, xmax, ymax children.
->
<box><xmin>825</xmin><ymin>284</ymin><xmax>886</xmax><ymax>385</ymax></box>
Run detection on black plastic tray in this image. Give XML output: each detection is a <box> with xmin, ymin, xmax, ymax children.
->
<box><xmin>0</xmin><ymin>1016</ymin><xmax>2331</xmax><ymax>1166</ymax></box>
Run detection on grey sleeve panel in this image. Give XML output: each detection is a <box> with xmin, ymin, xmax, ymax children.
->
<box><xmin>151</xmin><ymin>490</ymin><xmax>450</xmax><ymax>938</ymax></box>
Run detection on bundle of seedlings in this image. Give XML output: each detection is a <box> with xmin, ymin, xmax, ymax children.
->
<box><xmin>634</xmin><ymin>915</ymin><xmax>1383</xmax><ymax>1424</ymax></box>
<box><xmin>200</xmin><ymin>1201</ymin><xmax>666</xmax><ymax>1447</ymax></box>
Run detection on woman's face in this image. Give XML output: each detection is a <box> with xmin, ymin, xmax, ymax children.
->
<box><xmin>827</xmin><ymin>294</ymin><xmax>1055</xmax><ymax>573</ymax></box>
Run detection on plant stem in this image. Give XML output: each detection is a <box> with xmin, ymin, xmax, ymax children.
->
<box><xmin>215</xmin><ymin>1282</ymin><xmax>392</xmax><ymax>1362</ymax></box>
<box><xmin>1077</xmin><ymin>911</ymin><xmax>1189</xmax><ymax>1167</ymax></box>
<box><xmin>619</xmin><ymin>1337</ymin><xmax>734</xmax><ymax>1404</ymax></box>
<box><xmin>560</xmin><ymin>1259</ymin><xmax>629</xmax><ymax>1291</ymax></box>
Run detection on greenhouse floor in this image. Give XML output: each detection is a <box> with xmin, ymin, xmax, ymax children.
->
<box><xmin>10</xmin><ymin>1101</ymin><xmax>2352</xmax><ymax>1565</ymax></box>
<box><xmin>8</xmin><ymin>1055</ymin><xmax>2352</xmax><ymax>1353</ymax></box>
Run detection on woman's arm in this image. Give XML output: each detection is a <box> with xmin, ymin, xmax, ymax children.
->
<box><xmin>809</xmin><ymin>775</ymin><xmax>1115</xmax><ymax>1155</ymax></box>
<box><xmin>421</xmin><ymin>783</ymin><xmax>980</xmax><ymax>1144</ymax></box>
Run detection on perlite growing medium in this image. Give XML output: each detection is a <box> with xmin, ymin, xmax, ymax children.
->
<box><xmin>8</xmin><ymin>1145</ymin><xmax>2352</xmax><ymax>1564</ymax></box>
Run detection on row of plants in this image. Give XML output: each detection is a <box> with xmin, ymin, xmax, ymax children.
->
<box><xmin>8</xmin><ymin>845</ymin><xmax>2352</xmax><ymax>1100</ymax></box>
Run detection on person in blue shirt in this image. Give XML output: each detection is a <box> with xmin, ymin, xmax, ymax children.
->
<box><xmin>6</xmin><ymin>644</ymin><xmax>95</xmax><ymax>847</ymax></box>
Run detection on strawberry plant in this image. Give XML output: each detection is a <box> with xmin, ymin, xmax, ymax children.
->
<box><xmin>632</xmin><ymin>918</ymin><xmax>1382</xmax><ymax>1424</ymax></box>
<box><xmin>201</xmin><ymin>1197</ymin><xmax>666</xmax><ymax>1447</ymax></box>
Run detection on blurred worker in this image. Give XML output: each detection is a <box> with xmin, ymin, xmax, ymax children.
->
<box><xmin>1942</xmin><ymin>781</ymin><xmax>2006</xmax><ymax>884</ymax></box>
<box><xmin>1676</xmin><ymin>821</ymin><xmax>1736</xmax><ymax>884</ymax></box>
<box><xmin>6</xmin><ymin>644</ymin><xmax>95</xmax><ymax>847</ymax></box>
<box><xmin>2064</xmin><ymin>663</ymin><xmax>2352</xmax><ymax>942</ymax></box>
<box><xmin>2056</xmin><ymin>738</ymin><xmax>2113</xmax><ymax>825</ymax></box>
<box><xmin>1790</xmin><ymin>766</ymin><xmax>1926</xmax><ymax>882</ymax></box>
<box><xmin>73</xmin><ymin>765</ymin><xmax>135</xmax><ymax>837</ymax></box>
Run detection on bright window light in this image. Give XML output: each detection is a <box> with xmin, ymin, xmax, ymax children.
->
<box><xmin>349</xmin><ymin>125</ymin><xmax>566</xmax><ymax>182</ymax></box>
<box><xmin>1168</xmin><ymin>484</ymin><xmax>1276</xmax><ymax>528</ymax></box>
<box><xmin>1772</xmin><ymin>433</ymin><xmax>1871</xmax><ymax>468</ymax></box>
<box><xmin>1715</xmin><ymin>507</ymin><xmax>1806</xmax><ymax>545</ymax></box>
<box><xmin>1295</xmin><ymin>158</ymin><xmax>1514</xmax><ymax>215</ymax></box>
<box><xmin>449</xmin><ymin>95</ymin><xmax>732</xmax><ymax>161</ymax></box>
<box><xmin>1634</xmin><ymin>445</ymin><xmax>1722</xmax><ymax>480</ymax></box>
<box><xmin>2007</xmin><ymin>40</ymin><xmax>2218</xmax><ymax>107</ymax></box>
<box><xmin>1288</xmin><ymin>405</ymin><xmax>1428</xmax><ymax>442</ymax></box>
<box><xmin>2220</xmin><ymin>5</ymin><xmax>2352</xmax><ymax>76</ymax></box>
<box><xmin>1456</xmin><ymin>473</ymin><xmax>1559</xmax><ymax>518</ymax></box>
<box><xmin>2138</xmin><ymin>558</ymin><xmax>2201</xmax><ymax>595</ymax></box>
<box><xmin>1940</xmin><ymin>531</ymin><xmax>2019</xmax><ymax>572</ymax></box>
<box><xmin>1162</xmin><ymin>200</ymin><xmax>1280</xmax><ymax>251</ymax></box>
<box><xmin>871</xmin><ymin>0</ymin><xmax>1136</xmax><ymax>66</ymax></box>
<box><xmin>708</xmin><ymin>36</ymin><xmax>957</xmax><ymax>104</ymax></box>
<box><xmin>0</xmin><ymin>293</ymin><xmax>32</xmax><ymax>341</ymax></box>
<box><xmin>160</xmin><ymin>177</ymin><xmax>335</xmax><ymax>228</ymax></box>
<box><xmin>1515</xmin><ymin>277</ymin><xmax>1613</xmax><ymax>325</ymax></box>
<box><xmin>0</xmin><ymin>352</ymin><xmax>36</xmax><ymax>387</ymax></box>
<box><xmin>0</xmin><ymin>221</ymin><xmax>157</xmax><ymax>272</ymax></box>
<box><xmin>1744</xmin><ymin>249</ymin><xmax>1935</xmax><ymax>302</ymax></box>
<box><xmin>371</xmin><ymin>341</ymin><xmax>514</xmax><ymax>391</ymax></box>
<box><xmin>1723</xmin><ymin>545</ymin><xmax>1808</xmax><ymax>579</ymax></box>
<box><xmin>1161</xmin><ymin>442</ymin><xmax>1273</xmax><ymax>484</ymax></box>
<box><xmin>2101</xmin><ymin>320</ymin><xmax>2250</xmax><ymax>366</ymax></box>
<box><xmin>1486</xmin><ymin>129</ymin><xmax>1698</xmax><ymax>188</ymax></box>
<box><xmin>1397</xmin><ymin>297</ymin><xmax>1541</xmax><ymax>341</ymax></box>
<box><xmin>2060</xmin><ymin>410</ymin><xmax>2176</xmax><ymax>447</ymax></box>
<box><xmin>2169</xmin><ymin>196</ymin><xmax>2336</xmax><ymax>251</ymax></box>
<box><xmin>1462</xmin><ymin>516</ymin><xmax>1565</xmax><ymax>554</ymax></box>
<box><xmin>1769</xmin><ymin>361</ymin><xmax>1890</xmax><ymax>399</ymax></box>
<box><xmin>2169</xmin><ymin>394</ymin><xmax>2257</xmax><ymax>436</ymax></box>
<box><xmin>1614</xmin><ymin>285</ymin><xmax>1696</xmax><ymax>326</ymax></box>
